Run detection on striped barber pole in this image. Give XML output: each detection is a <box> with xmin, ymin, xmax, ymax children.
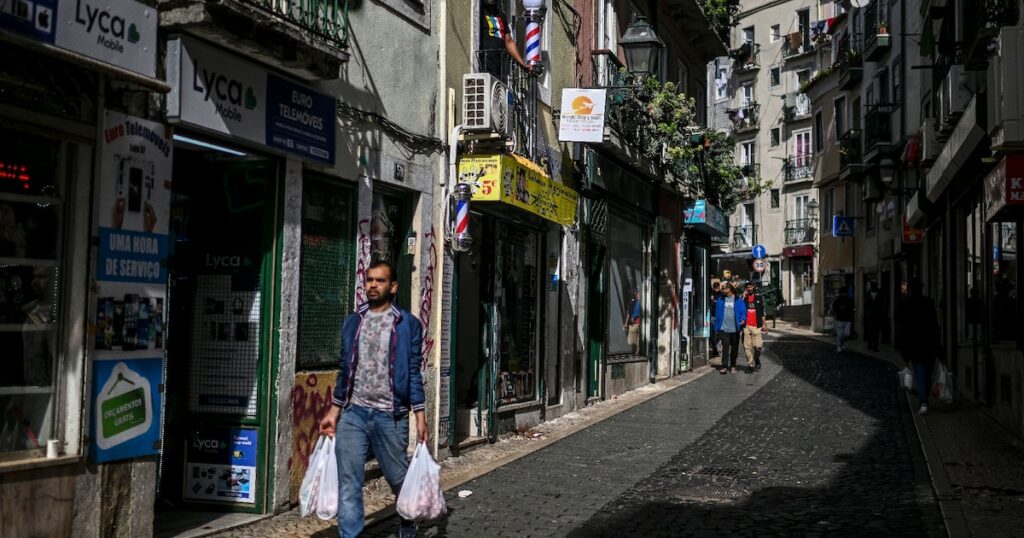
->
<box><xmin>455</xmin><ymin>199</ymin><xmax>469</xmax><ymax>235</ymax></box>
<box><xmin>525</xmin><ymin>21</ymin><xmax>541</xmax><ymax>65</ymax></box>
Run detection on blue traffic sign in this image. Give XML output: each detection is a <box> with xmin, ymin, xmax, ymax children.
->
<box><xmin>832</xmin><ymin>216</ymin><xmax>855</xmax><ymax>237</ymax></box>
<box><xmin>751</xmin><ymin>244</ymin><xmax>767</xmax><ymax>259</ymax></box>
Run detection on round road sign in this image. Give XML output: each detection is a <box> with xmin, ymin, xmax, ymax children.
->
<box><xmin>753</xmin><ymin>258</ymin><xmax>767</xmax><ymax>273</ymax></box>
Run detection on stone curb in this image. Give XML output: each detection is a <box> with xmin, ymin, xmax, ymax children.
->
<box><xmin>771</xmin><ymin>324</ymin><xmax>970</xmax><ymax>538</ymax></box>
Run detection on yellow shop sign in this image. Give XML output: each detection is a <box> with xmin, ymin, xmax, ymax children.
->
<box><xmin>457</xmin><ymin>153</ymin><xmax>578</xmax><ymax>226</ymax></box>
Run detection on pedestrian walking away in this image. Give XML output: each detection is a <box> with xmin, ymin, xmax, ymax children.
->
<box><xmin>714</xmin><ymin>283</ymin><xmax>747</xmax><ymax>374</ymax></box>
<box><xmin>741</xmin><ymin>281</ymin><xmax>767</xmax><ymax>373</ymax></box>
<box><xmin>897</xmin><ymin>279</ymin><xmax>941</xmax><ymax>415</ymax></box>
<box><xmin>831</xmin><ymin>287</ymin><xmax>855</xmax><ymax>353</ymax></box>
<box><xmin>319</xmin><ymin>260</ymin><xmax>429</xmax><ymax>538</ymax></box>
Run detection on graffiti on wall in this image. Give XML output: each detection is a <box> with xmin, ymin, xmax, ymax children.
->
<box><xmin>288</xmin><ymin>372</ymin><xmax>336</xmax><ymax>502</ymax></box>
<box><xmin>419</xmin><ymin>226</ymin><xmax>437</xmax><ymax>364</ymax></box>
<box><xmin>355</xmin><ymin>218</ymin><xmax>371</xmax><ymax>308</ymax></box>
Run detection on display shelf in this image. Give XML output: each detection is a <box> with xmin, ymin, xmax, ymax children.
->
<box><xmin>0</xmin><ymin>386</ymin><xmax>54</xmax><ymax>396</ymax></box>
<box><xmin>0</xmin><ymin>257</ymin><xmax>60</xmax><ymax>268</ymax></box>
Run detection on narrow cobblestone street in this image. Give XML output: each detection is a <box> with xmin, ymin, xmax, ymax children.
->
<box><xmin>346</xmin><ymin>334</ymin><xmax>944</xmax><ymax>537</ymax></box>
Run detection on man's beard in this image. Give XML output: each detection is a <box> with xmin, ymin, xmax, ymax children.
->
<box><xmin>367</xmin><ymin>290</ymin><xmax>393</xmax><ymax>308</ymax></box>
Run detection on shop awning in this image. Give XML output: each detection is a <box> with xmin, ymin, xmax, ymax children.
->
<box><xmin>906</xmin><ymin>193</ymin><xmax>925</xmax><ymax>227</ymax></box>
<box><xmin>925</xmin><ymin>96</ymin><xmax>986</xmax><ymax>202</ymax></box>
<box><xmin>683</xmin><ymin>199</ymin><xmax>729</xmax><ymax>237</ymax></box>
<box><xmin>984</xmin><ymin>155</ymin><xmax>1024</xmax><ymax>222</ymax></box>
<box><xmin>457</xmin><ymin>153</ymin><xmax>578</xmax><ymax>226</ymax></box>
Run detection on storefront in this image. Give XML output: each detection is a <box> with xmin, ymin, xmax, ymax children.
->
<box><xmin>682</xmin><ymin>200</ymin><xmax>729</xmax><ymax>369</ymax></box>
<box><xmin>450</xmin><ymin>153</ymin><xmax>576</xmax><ymax>443</ymax></box>
<box><xmin>159</xmin><ymin>35</ymin><xmax>336</xmax><ymax>515</ymax></box>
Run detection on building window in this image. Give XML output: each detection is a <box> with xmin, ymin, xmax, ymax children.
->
<box><xmin>822</xmin><ymin>187</ymin><xmax>834</xmax><ymax>231</ymax></box>
<box><xmin>795</xmin><ymin>129</ymin><xmax>812</xmax><ymax>167</ymax></box>
<box><xmin>770</xmin><ymin>189</ymin><xmax>780</xmax><ymax>208</ymax></box>
<box><xmin>715</xmin><ymin>67</ymin><xmax>728</xmax><ymax>100</ymax></box>
<box><xmin>834</xmin><ymin>96</ymin><xmax>846</xmax><ymax>137</ymax></box>
<box><xmin>845</xmin><ymin>182</ymin><xmax>856</xmax><ymax>216</ymax></box>
<box><xmin>677</xmin><ymin>60</ymin><xmax>688</xmax><ymax>93</ymax></box>
<box><xmin>771</xmin><ymin>24</ymin><xmax>780</xmax><ymax>42</ymax></box>
<box><xmin>892</xmin><ymin>56</ymin><xmax>902</xmax><ymax>100</ymax></box>
<box><xmin>794</xmin><ymin>194</ymin><xmax>810</xmax><ymax>220</ymax></box>
<box><xmin>814</xmin><ymin>112</ymin><xmax>824</xmax><ymax>153</ymax></box>
<box><xmin>740</xmin><ymin>141</ymin><xmax>756</xmax><ymax>165</ymax></box>
<box><xmin>297</xmin><ymin>178</ymin><xmax>356</xmax><ymax>368</ymax></box>
<box><xmin>866</xmin><ymin>200</ymin><xmax>877</xmax><ymax>230</ymax></box>
<box><xmin>770</xmin><ymin>66</ymin><xmax>781</xmax><ymax>86</ymax></box>
<box><xmin>770</xmin><ymin>128</ymin><xmax>780</xmax><ymax>147</ymax></box>
<box><xmin>743</xmin><ymin>26</ymin><xmax>755</xmax><ymax>44</ymax></box>
<box><xmin>991</xmin><ymin>221</ymin><xmax>1018</xmax><ymax>342</ymax></box>
<box><xmin>741</xmin><ymin>82</ymin><xmax>754</xmax><ymax>106</ymax></box>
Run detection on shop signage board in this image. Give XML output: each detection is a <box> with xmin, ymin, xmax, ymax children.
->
<box><xmin>783</xmin><ymin>245</ymin><xmax>814</xmax><ymax>258</ymax></box>
<box><xmin>165</xmin><ymin>35</ymin><xmax>336</xmax><ymax>164</ymax></box>
<box><xmin>984</xmin><ymin>155</ymin><xmax>1024</xmax><ymax>221</ymax></box>
<box><xmin>832</xmin><ymin>215</ymin><xmax>854</xmax><ymax>237</ymax></box>
<box><xmin>0</xmin><ymin>0</ymin><xmax>158</xmax><ymax>77</ymax></box>
<box><xmin>683</xmin><ymin>199</ymin><xmax>729</xmax><ymax>237</ymax></box>
<box><xmin>558</xmin><ymin>88</ymin><xmax>607</xmax><ymax>143</ymax></box>
<box><xmin>91</xmin><ymin>111</ymin><xmax>171</xmax><ymax>463</ymax></box>
<box><xmin>902</xmin><ymin>216</ymin><xmax>924</xmax><ymax>244</ymax></box>
<box><xmin>456</xmin><ymin>154</ymin><xmax>579</xmax><ymax>226</ymax></box>
<box><xmin>184</xmin><ymin>428</ymin><xmax>258</xmax><ymax>504</ymax></box>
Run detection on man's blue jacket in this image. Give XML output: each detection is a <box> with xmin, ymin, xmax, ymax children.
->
<box><xmin>331</xmin><ymin>303</ymin><xmax>426</xmax><ymax>416</ymax></box>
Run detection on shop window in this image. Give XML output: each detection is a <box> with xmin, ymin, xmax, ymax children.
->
<box><xmin>991</xmin><ymin>222</ymin><xmax>1018</xmax><ymax>342</ymax></box>
<box><xmin>608</xmin><ymin>212</ymin><xmax>647</xmax><ymax>357</ymax></box>
<box><xmin>959</xmin><ymin>202</ymin><xmax>984</xmax><ymax>343</ymax></box>
<box><xmin>495</xmin><ymin>223</ymin><xmax>541</xmax><ymax>405</ymax></box>
<box><xmin>0</xmin><ymin>129</ymin><xmax>64</xmax><ymax>455</ymax></box>
<box><xmin>297</xmin><ymin>179</ymin><xmax>356</xmax><ymax>368</ymax></box>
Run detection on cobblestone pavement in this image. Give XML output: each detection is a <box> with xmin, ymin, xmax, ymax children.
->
<box><xmin>358</xmin><ymin>335</ymin><xmax>944</xmax><ymax>537</ymax></box>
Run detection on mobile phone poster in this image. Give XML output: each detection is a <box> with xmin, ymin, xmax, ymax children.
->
<box><xmin>91</xmin><ymin>110</ymin><xmax>172</xmax><ymax>462</ymax></box>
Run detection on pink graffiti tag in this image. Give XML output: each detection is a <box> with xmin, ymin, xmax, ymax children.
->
<box><xmin>288</xmin><ymin>374</ymin><xmax>334</xmax><ymax>476</ymax></box>
<box><xmin>419</xmin><ymin>226</ymin><xmax>438</xmax><ymax>364</ymax></box>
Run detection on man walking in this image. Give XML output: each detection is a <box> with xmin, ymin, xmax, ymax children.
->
<box><xmin>897</xmin><ymin>279</ymin><xmax>941</xmax><ymax>414</ymax></box>
<box><xmin>832</xmin><ymin>287</ymin><xmax>855</xmax><ymax>353</ymax></box>
<box><xmin>319</xmin><ymin>261</ymin><xmax>428</xmax><ymax>538</ymax></box>
<box><xmin>714</xmin><ymin>283</ymin><xmax>746</xmax><ymax>374</ymax></box>
<box><xmin>742</xmin><ymin>281</ymin><xmax>766</xmax><ymax>373</ymax></box>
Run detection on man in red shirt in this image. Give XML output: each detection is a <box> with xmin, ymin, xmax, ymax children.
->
<box><xmin>742</xmin><ymin>281</ymin><xmax>767</xmax><ymax>373</ymax></box>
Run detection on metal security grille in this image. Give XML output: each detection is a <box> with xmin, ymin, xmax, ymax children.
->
<box><xmin>297</xmin><ymin>180</ymin><xmax>356</xmax><ymax>368</ymax></box>
<box><xmin>589</xmin><ymin>197</ymin><xmax>608</xmax><ymax>239</ymax></box>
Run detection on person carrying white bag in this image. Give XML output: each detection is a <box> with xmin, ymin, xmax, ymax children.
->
<box><xmin>318</xmin><ymin>261</ymin><xmax>430</xmax><ymax>538</ymax></box>
<box><xmin>397</xmin><ymin>442</ymin><xmax>447</xmax><ymax>522</ymax></box>
<box><xmin>299</xmin><ymin>435</ymin><xmax>339</xmax><ymax>520</ymax></box>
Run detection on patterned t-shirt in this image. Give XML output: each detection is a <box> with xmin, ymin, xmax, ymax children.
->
<box><xmin>351</xmin><ymin>310</ymin><xmax>395</xmax><ymax>412</ymax></box>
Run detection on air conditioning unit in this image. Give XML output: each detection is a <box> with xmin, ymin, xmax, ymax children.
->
<box><xmin>989</xmin><ymin>26</ymin><xmax>1024</xmax><ymax>149</ymax></box>
<box><xmin>462</xmin><ymin>73</ymin><xmax>509</xmax><ymax>135</ymax></box>
<box><xmin>920</xmin><ymin>118</ymin><xmax>940</xmax><ymax>164</ymax></box>
<box><xmin>938</xmin><ymin>65</ymin><xmax>972</xmax><ymax>133</ymax></box>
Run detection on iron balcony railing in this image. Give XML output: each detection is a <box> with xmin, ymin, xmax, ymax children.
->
<box><xmin>863</xmin><ymin>0</ymin><xmax>891</xmax><ymax>61</ymax></box>
<box><xmin>864</xmin><ymin>104</ymin><xmax>896</xmax><ymax>156</ymax></box>
<box><xmin>732</xmin><ymin>225</ymin><xmax>757</xmax><ymax>249</ymax></box>
<box><xmin>783</xmin><ymin>92</ymin><xmax>811</xmax><ymax>122</ymax></box>
<box><xmin>731</xmin><ymin>42</ymin><xmax>761</xmax><ymax>73</ymax></box>
<box><xmin>784</xmin><ymin>219</ymin><xmax>817</xmax><ymax>245</ymax></box>
<box><xmin>728</xmin><ymin>103</ymin><xmax>760</xmax><ymax>133</ymax></box>
<box><xmin>241</xmin><ymin>0</ymin><xmax>349</xmax><ymax>48</ymax></box>
<box><xmin>782</xmin><ymin>31</ymin><xmax>815</xmax><ymax>60</ymax></box>
<box><xmin>784</xmin><ymin>155</ymin><xmax>814</xmax><ymax>183</ymax></box>
<box><xmin>478</xmin><ymin>49</ymin><xmax>540</xmax><ymax>162</ymax></box>
<box><xmin>839</xmin><ymin>129</ymin><xmax>862</xmax><ymax>172</ymax></box>
<box><xmin>837</xmin><ymin>33</ymin><xmax>862</xmax><ymax>90</ymax></box>
<box><xmin>741</xmin><ymin>162</ymin><xmax>760</xmax><ymax>178</ymax></box>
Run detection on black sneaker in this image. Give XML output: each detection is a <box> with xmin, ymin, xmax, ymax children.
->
<box><xmin>744</xmin><ymin>366</ymin><xmax>753</xmax><ymax>374</ymax></box>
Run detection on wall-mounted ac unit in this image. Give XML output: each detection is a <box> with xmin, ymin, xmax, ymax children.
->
<box><xmin>989</xmin><ymin>26</ymin><xmax>1024</xmax><ymax>149</ymax></box>
<box><xmin>462</xmin><ymin>73</ymin><xmax>509</xmax><ymax>135</ymax></box>
<box><xmin>938</xmin><ymin>65</ymin><xmax>971</xmax><ymax>133</ymax></box>
<box><xmin>920</xmin><ymin>118</ymin><xmax>940</xmax><ymax>164</ymax></box>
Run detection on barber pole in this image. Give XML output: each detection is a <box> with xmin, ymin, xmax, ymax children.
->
<box><xmin>453</xmin><ymin>183</ymin><xmax>473</xmax><ymax>252</ymax></box>
<box><xmin>523</xmin><ymin>0</ymin><xmax>544</xmax><ymax>66</ymax></box>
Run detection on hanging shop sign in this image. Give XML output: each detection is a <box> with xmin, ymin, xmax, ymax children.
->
<box><xmin>558</xmin><ymin>88</ymin><xmax>607</xmax><ymax>143</ymax></box>
<box><xmin>683</xmin><ymin>199</ymin><xmax>729</xmax><ymax>237</ymax></box>
<box><xmin>902</xmin><ymin>215</ymin><xmax>924</xmax><ymax>244</ymax></box>
<box><xmin>783</xmin><ymin>245</ymin><xmax>814</xmax><ymax>258</ymax></box>
<box><xmin>184</xmin><ymin>427</ymin><xmax>258</xmax><ymax>504</ymax></box>
<box><xmin>457</xmin><ymin>153</ymin><xmax>578</xmax><ymax>226</ymax></box>
<box><xmin>91</xmin><ymin>111</ymin><xmax>171</xmax><ymax>463</ymax></box>
<box><xmin>984</xmin><ymin>155</ymin><xmax>1024</xmax><ymax>222</ymax></box>
<box><xmin>165</xmin><ymin>35</ymin><xmax>336</xmax><ymax>164</ymax></box>
<box><xmin>0</xmin><ymin>0</ymin><xmax>158</xmax><ymax>77</ymax></box>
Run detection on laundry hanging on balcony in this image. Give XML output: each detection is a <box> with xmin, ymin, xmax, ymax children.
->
<box><xmin>787</xmin><ymin>32</ymin><xmax>803</xmax><ymax>50</ymax></box>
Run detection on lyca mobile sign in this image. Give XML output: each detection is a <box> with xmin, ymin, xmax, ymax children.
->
<box><xmin>0</xmin><ymin>0</ymin><xmax>157</xmax><ymax>77</ymax></box>
<box><xmin>165</xmin><ymin>36</ymin><xmax>336</xmax><ymax>164</ymax></box>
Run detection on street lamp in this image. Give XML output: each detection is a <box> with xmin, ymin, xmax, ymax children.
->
<box><xmin>620</xmin><ymin>16</ymin><xmax>664</xmax><ymax>76</ymax></box>
<box><xmin>879</xmin><ymin>157</ymin><xmax>896</xmax><ymax>184</ymax></box>
<box><xmin>807</xmin><ymin>198</ymin><xmax>819</xmax><ymax>223</ymax></box>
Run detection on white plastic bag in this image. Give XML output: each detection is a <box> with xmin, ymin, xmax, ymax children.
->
<box><xmin>299</xmin><ymin>435</ymin><xmax>338</xmax><ymax>519</ymax></box>
<box><xmin>933</xmin><ymin>362</ymin><xmax>954</xmax><ymax>404</ymax></box>
<box><xmin>396</xmin><ymin>442</ymin><xmax>447</xmax><ymax>522</ymax></box>
<box><xmin>900</xmin><ymin>367</ymin><xmax>913</xmax><ymax>391</ymax></box>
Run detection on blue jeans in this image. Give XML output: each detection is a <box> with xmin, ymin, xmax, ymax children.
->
<box><xmin>914</xmin><ymin>362</ymin><xmax>932</xmax><ymax>406</ymax></box>
<box><xmin>336</xmin><ymin>405</ymin><xmax>413</xmax><ymax>538</ymax></box>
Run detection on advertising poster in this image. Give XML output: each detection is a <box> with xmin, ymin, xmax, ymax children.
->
<box><xmin>91</xmin><ymin>111</ymin><xmax>171</xmax><ymax>462</ymax></box>
<box><xmin>184</xmin><ymin>428</ymin><xmax>258</xmax><ymax>504</ymax></box>
<box><xmin>558</xmin><ymin>88</ymin><xmax>607</xmax><ymax>143</ymax></box>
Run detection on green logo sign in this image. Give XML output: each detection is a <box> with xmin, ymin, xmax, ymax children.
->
<box><xmin>128</xmin><ymin>23</ymin><xmax>140</xmax><ymax>44</ymax></box>
<box><xmin>245</xmin><ymin>87</ymin><xmax>258</xmax><ymax>110</ymax></box>
<box><xmin>101</xmin><ymin>387</ymin><xmax>147</xmax><ymax>438</ymax></box>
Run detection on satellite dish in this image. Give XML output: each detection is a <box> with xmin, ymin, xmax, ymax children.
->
<box><xmin>848</xmin><ymin>0</ymin><xmax>869</xmax><ymax>8</ymax></box>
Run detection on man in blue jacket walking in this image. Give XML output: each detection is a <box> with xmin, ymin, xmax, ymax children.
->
<box><xmin>320</xmin><ymin>260</ymin><xmax>428</xmax><ymax>538</ymax></box>
<box><xmin>714</xmin><ymin>283</ymin><xmax>747</xmax><ymax>374</ymax></box>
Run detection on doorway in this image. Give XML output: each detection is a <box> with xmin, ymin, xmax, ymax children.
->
<box><xmin>158</xmin><ymin>139</ymin><xmax>279</xmax><ymax>516</ymax></box>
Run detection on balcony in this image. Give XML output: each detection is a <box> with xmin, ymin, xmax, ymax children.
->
<box><xmin>963</xmin><ymin>0</ymin><xmax>1021</xmax><ymax>69</ymax></box>
<box><xmin>728</xmin><ymin>104</ymin><xmax>761</xmax><ymax>134</ymax></box>
<box><xmin>784</xmin><ymin>155</ymin><xmax>814</xmax><ymax>183</ymax></box>
<box><xmin>837</xmin><ymin>34</ymin><xmax>862</xmax><ymax>90</ymax></box>
<box><xmin>588</xmin><ymin>50</ymin><xmax>657</xmax><ymax>175</ymax></box>
<box><xmin>838</xmin><ymin>129</ymin><xmax>863</xmax><ymax>180</ymax></box>
<box><xmin>783</xmin><ymin>92</ymin><xmax>811</xmax><ymax>123</ymax></box>
<box><xmin>784</xmin><ymin>219</ymin><xmax>817</xmax><ymax>246</ymax></box>
<box><xmin>863</xmin><ymin>1</ymin><xmax>891</xmax><ymax>61</ymax></box>
<box><xmin>731</xmin><ymin>43</ymin><xmax>761</xmax><ymax>74</ymax></box>
<box><xmin>864</xmin><ymin>104</ymin><xmax>897</xmax><ymax>158</ymax></box>
<box><xmin>731</xmin><ymin>225</ymin><xmax>758</xmax><ymax>249</ymax></box>
<box><xmin>782</xmin><ymin>32</ymin><xmax>815</xmax><ymax>61</ymax></box>
<box><xmin>478</xmin><ymin>50</ymin><xmax>541</xmax><ymax>162</ymax></box>
<box><xmin>741</xmin><ymin>162</ymin><xmax>761</xmax><ymax>179</ymax></box>
<box><xmin>239</xmin><ymin>0</ymin><xmax>348</xmax><ymax>48</ymax></box>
